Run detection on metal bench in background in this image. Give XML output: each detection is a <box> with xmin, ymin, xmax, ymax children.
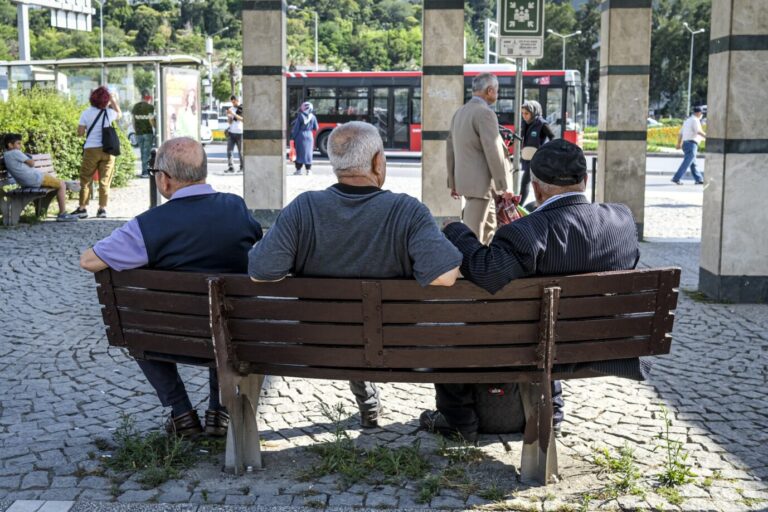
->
<box><xmin>0</xmin><ymin>153</ymin><xmax>58</xmax><ymax>226</ymax></box>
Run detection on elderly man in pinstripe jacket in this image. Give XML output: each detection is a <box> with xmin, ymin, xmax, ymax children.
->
<box><xmin>420</xmin><ymin>139</ymin><xmax>640</xmax><ymax>442</ymax></box>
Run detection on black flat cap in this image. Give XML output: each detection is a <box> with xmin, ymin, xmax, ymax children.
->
<box><xmin>530</xmin><ymin>139</ymin><xmax>587</xmax><ymax>186</ymax></box>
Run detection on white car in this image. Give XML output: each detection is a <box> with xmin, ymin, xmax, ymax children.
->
<box><xmin>647</xmin><ymin>117</ymin><xmax>662</xmax><ymax>128</ymax></box>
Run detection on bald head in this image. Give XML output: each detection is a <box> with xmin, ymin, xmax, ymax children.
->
<box><xmin>156</xmin><ymin>137</ymin><xmax>207</xmax><ymax>183</ymax></box>
<box><xmin>328</xmin><ymin>121</ymin><xmax>384</xmax><ymax>178</ymax></box>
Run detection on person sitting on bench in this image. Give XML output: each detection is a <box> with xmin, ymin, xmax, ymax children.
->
<box><xmin>420</xmin><ymin>139</ymin><xmax>641</xmax><ymax>442</ymax></box>
<box><xmin>248</xmin><ymin>121</ymin><xmax>462</xmax><ymax>429</ymax></box>
<box><xmin>2</xmin><ymin>133</ymin><xmax>80</xmax><ymax>222</ymax></box>
<box><xmin>80</xmin><ymin>137</ymin><xmax>263</xmax><ymax>437</ymax></box>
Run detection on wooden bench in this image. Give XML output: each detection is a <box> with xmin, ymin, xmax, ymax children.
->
<box><xmin>93</xmin><ymin>267</ymin><xmax>680</xmax><ymax>485</ymax></box>
<box><xmin>0</xmin><ymin>153</ymin><xmax>58</xmax><ymax>226</ymax></box>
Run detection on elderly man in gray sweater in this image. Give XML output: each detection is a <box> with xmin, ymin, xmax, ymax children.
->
<box><xmin>249</xmin><ymin>121</ymin><xmax>461</xmax><ymax>428</ymax></box>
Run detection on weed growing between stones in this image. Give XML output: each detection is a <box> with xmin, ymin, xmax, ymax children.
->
<box><xmin>592</xmin><ymin>444</ymin><xmax>644</xmax><ymax>497</ymax></box>
<box><xmin>656</xmin><ymin>485</ymin><xmax>683</xmax><ymax>505</ymax></box>
<box><xmin>103</xmin><ymin>414</ymin><xmax>197</xmax><ymax>487</ymax></box>
<box><xmin>654</xmin><ymin>406</ymin><xmax>696</xmax><ymax>487</ymax></box>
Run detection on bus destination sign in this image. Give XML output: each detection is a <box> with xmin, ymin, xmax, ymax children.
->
<box><xmin>498</xmin><ymin>0</ymin><xmax>545</xmax><ymax>58</ymax></box>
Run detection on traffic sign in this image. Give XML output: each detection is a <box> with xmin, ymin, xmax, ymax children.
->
<box><xmin>498</xmin><ymin>0</ymin><xmax>545</xmax><ymax>58</ymax></box>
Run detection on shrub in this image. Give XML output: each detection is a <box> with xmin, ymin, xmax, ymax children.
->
<box><xmin>0</xmin><ymin>88</ymin><xmax>134</xmax><ymax>187</ymax></box>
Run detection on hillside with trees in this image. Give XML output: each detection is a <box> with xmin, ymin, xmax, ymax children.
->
<box><xmin>0</xmin><ymin>0</ymin><xmax>710</xmax><ymax>115</ymax></box>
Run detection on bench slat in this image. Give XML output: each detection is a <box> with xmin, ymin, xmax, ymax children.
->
<box><xmin>235</xmin><ymin>344</ymin><xmax>367</xmax><ymax>366</ymax></box>
<box><xmin>555</xmin><ymin>337</ymin><xmax>663</xmax><ymax>363</ymax></box>
<box><xmin>120</xmin><ymin>310</ymin><xmax>211</xmax><ymax>337</ymax></box>
<box><xmin>123</xmin><ymin>331</ymin><xmax>212</xmax><ymax>359</ymax></box>
<box><xmin>383</xmin><ymin>323</ymin><xmax>540</xmax><ymax>346</ymax></box>
<box><xmin>114</xmin><ymin>289</ymin><xmax>210</xmax><ymax>316</ymax></box>
<box><xmin>229</xmin><ymin>298</ymin><xmax>363</xmax><ymax>322</ymax></box>
<box><xmin>229</xmin><ymin>321</ymin><xmax>363</xmax><ymax>345</ymax></box>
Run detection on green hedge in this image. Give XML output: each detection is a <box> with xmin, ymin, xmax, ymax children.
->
<box><xmin>0</xmin><ymin>88</ymin><xmax>135</xmax><ymax>187</ymax></box>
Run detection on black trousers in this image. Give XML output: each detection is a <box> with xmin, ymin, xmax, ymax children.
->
<box><xmin>519</xmin><ymin>160</ymin><xmax>532</xmax><ymax>206</ymax></box>
<box><xmin>435</xmin><ymin>380</ymin><xmax>564</xmax><ymax>433</ymax></box>
<box><xmin>137</xmin><ymin>359</ymin><xmax>219</xmax><ymax>411</ymax></box>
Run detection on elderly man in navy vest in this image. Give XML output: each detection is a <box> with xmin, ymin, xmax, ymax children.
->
<box><xmin>248</xmin><ymin>121</ymin><xmax>462</xmax><ymax>429</ymax></box>
<box><xmin>420</xmin><ymin>139</ymin><xmax>640</xmax><ymax>442</ymax></box>
<box><xmin>80</xmin><ymin>137</ymin><xmax>263</xmax><ymax>437</ymax></box>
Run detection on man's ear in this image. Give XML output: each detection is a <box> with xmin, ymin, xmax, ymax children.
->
<box><xmin>371</xmin><ymin>151</ymin><xmax>385</xmax><ymax>179</ymax></box>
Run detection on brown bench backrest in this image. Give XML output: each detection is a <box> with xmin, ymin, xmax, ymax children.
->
<box><xmin>1</xmin><ymin>153</ymin><xmax>54</xmax><ymax>186</ymax></box>
<box><xmin>95</xmin><ymin>267</ymin><xmax>680</xmax><ymax>383</ymax></box>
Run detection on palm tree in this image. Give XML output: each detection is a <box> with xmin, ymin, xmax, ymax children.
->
<box><xmin>219</xmin><ymin>48</ymin><xmax>242</xmax><ymax>96</ymax></box>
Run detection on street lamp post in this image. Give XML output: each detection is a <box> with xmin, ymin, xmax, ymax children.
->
<box><xmin>205</xmin><ymin>27</ymin><xmax>229</xmax><ymax>110</ymax></box>
<box><xmin>683</xmin><ymin>22</ymin><xmax>706</xmax><ymax>117</ymax></box>
<box><xmin>288</xmin><ymin>5</ymin><xmax>319</xmax><ymax>71</ymax></box>
<box><xmin>547</xmin><ymin>29</ymin><xmax>581</xmax><ymax>70</ymax></box>
<box><xmin>94</xmin><ymin>0</ymin><xmax>105</xmax><ymax>83</ymax></box>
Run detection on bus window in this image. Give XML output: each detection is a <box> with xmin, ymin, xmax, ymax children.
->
<box><xmin>338</xmin><ymin>87</ymin><xmax>369</xmax><ymax>116</ymax></box>
<box><xmin>496</xmin><ymin>86</ymin><xmax>515</xmax><ymax>125</ymax></box>
<box><xmin>545</xmin><ymin>88</ymin><xmax>564</xmax><ymax>138</ymax></box>
<box><xmin>288</xmin><ymin>87</ymin><xmax>302</xmax><ymax>119</ymax></box>
<box><xmin>567</xmin><ymin>85</ymin><xmax>583</xmax><ymax>132</ymax></box>
<box><xmin>412</xmin><ymin>87</ymin><xmax>421</xmax><ymax>124</ymax></box>
<box><xmin>306</xmin><ymin>87</ymin><xmax>336</xmax><ymax>115</ymax></box>
<box><xmin>523</xmin><ymin>88</ymin><xmax>540</xmax><ymax>103</ymax></box>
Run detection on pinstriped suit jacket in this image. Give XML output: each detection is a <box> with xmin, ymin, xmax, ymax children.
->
<box><xmin>443</xmin><ymin>194</ymin><xmax>640</xmax><ymax>294</ymax></box>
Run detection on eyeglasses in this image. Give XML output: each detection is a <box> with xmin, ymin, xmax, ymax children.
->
<box><xmin>147</xmin><ymin>168</ymin><xmax>169</xmax><ymax>178</ymax></box>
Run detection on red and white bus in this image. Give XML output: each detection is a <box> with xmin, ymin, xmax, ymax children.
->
<box><xmin>286</xmin><ymin>64</ymin><xmax>584</xmax><ymax>156</ymax></box>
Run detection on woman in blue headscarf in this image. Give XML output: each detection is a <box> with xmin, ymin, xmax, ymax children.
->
<box><xmin>519</xmin><ymin>100</ymin><xmax>555</xmax><ymax>205</ymax></box>
<box><xmin>290</xmin><ymin>101</ymin><xmax>319</xmax><ymax>175</ymax></box>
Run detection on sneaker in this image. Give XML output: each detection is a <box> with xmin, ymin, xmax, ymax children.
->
<box><xmin>293</xmin><ymin>170</ymin><xmax>302</xmax><ymax>176</ymax></box>
<box><xmin>671</xmin><ymin>180</ymin><xmax>683</xmax><ymax>185</ymax></box>
<box><xmin>71</xmin><ymin>207</ymin><xmax>88</xmax><ymax>219</ymax></box>
<box><xmin>694</xmin><ymin>181</ymin><xmax>704</xmax><ymax>185</ymax></box>
<box><xmin>165</xmin><ymin>410</ymin><xmax>203</xmax><ymax>438</ymax></box>
<box><xmin>56</xmin><ymin>212</ymin><xmax>79</xmax><ymax>222</ymax></box>
<box><xmin>419</xmin><ymin>410</ymin><xmax>478</xmax><ymax>443</ymax></box>
<box><xmin>97</xmin><ymin>208</ymin><xmax>107</xmax><ymax>218</ymax></box>
<box><xmin>65</xmin><ymin>181</ymin><xmax>81</xmax><ymax>192</ymax></box>
<box><xmin>225</xmin><ymin>167</ymin><xmax>235</xmax><ymax>173</ymax></box>
<box><xmin>553</xmin><ymin>422</ymin><xmax>563</xmax><ymax>438</ymax></box>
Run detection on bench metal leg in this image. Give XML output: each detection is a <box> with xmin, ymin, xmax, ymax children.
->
<box><xmin>222</xmin><ymin>373</ymin><xmax>265</xmax><ymax>474</ymax></box>
<box><xmin>519</xmin><ymin>383</ymin><xmax>558</xmax><ymax>485</ymax></box>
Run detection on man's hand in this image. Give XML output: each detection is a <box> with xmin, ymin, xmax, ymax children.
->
<box><xmin>450</xmin><ymin>188</ymin><xmax>460</xmax><ymax>200</ymax></box>
<box><xmin>80</xmin><ymin>248</ymin><xmax>109</xmax><ymax>273</ymax></box>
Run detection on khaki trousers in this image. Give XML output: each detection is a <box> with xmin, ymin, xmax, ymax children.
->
<box><xmin>79</xmin><ymin>147</ymin><xmax>116</xmax><ymax>208</ymax></box>
<box><xmin>462</xmin><ymin>196</ymin><xmax>496</xmax><ymax>245</ymax></box>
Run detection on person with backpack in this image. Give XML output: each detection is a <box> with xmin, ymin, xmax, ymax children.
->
<box><xmin>71</xmin><ymin>86</ymin><xmax>122</xmax><ymax>219</ymax></box>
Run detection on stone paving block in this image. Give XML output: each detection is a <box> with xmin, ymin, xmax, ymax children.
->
<box><xmin>223</xmin><ymin>494</ymin><xmax>256</xmax><ymax>505</ymax></box>
<box><xmin>115</xmin><ymin>489</ymin><xmax>157</xmax><ymax>503</ymax></box>
<box><xmin>20</xmin><ymin>472</ymin><xmax>50</xmax><ymax>490</ymax></box>
<box><xmin>39</xmin><ymin>488</ymin><xmax>82</xmax><ymax>501</ymax></box>
<box><xmin>366</xmin><ymin>492</ymin><xmax>399</xmax><ymax>508</ymax></box>
<box><xmin>157</xmin><ymin>488</ymin><xmax>193</xmax><ymax>503</ymax></box>
<box><xmin>5</xmin><ymin>501</ymin><xmax>45</xmax><ymax>512</ymax></box>
<box><xmin>254</xmin><ymin>494</ymin><xmax>293</xmax><ymax>506</ymax></box>
<box><xmin>75</xmin><ymin>477</ymin><xmax>110</xmax><ymax>490</ymax></box>
<box><xmin>0</xmin><ymin>475</ymin><xmax>21</xmax><ymax>489</ymax></box>
<box><xmin>328</xmin><ymin>492</ymin><xmax>365</xmax><ymax>507</ymax></box>
<box><xmin>36</xmin><ymin>501</ymin><xmax>75</xmax><ymax>512</ymax></box>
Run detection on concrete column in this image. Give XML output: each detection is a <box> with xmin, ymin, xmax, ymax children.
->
<box><xmin>595</xmin><ymin>0</ymin><xmax>652</xmax><ymax>239</ymax></box>
<box><xmin>699</xmin><ymin>0</ymin><xmax>768</xmax><ymax>303</ymax></box>
<box><xmin>421</xmin><ymin>0</ymin><xmax>464</xmax><ymax>220</ymax></box>
<box><xmin>241</xmin><ymin>0</ymin><xmax>287</xmax><ymax>227</ymax></box>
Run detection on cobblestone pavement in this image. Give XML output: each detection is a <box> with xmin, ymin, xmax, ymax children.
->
<box><xmin>1</xmin><ymin>167</ymin><xmax>766</xmax><ymax>511</ymax></box>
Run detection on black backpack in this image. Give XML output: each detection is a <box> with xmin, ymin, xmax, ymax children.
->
<box><xmin>473</xmin><ymin>383</ymin><xmax>526</xmax><ymax>434</ymax></box>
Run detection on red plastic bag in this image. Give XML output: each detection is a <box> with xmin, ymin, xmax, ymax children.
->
<box><xmin>288</xmin><ymin>140</ymin><xmax>297</xmax><ymax>162</ymax></box>
<box><xmin>494</xmin><ymin>192</ymin><xmax>527</xmax><ymax>226</ymax></box>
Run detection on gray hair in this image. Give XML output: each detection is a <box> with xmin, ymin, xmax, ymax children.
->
<box><xmin>472</xmin><ymin>73</ymin><xmax>499</xmax><ymax>93</ymax></box>
<box><xmin>530</xmin><ymin>172</ymin><xmax>586</xmax><ymax>194</ymax></box>
<box><xmin>522</xmin><ymin>100</ymin><xmax>542</xmax><ymax>118</ymax></box>
<box><xmin>155</xmin><ymin>137</ymin><xmax>207</xmax><ymax>183</ymax></box>
<box><xmin>328</xmin><ymin>121</ymin><xmax>384</xmax><ymax>178</ymax></box>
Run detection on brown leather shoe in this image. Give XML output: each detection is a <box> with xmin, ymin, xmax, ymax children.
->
<box><xmin>204</xmin><ymin>409</ymin><xmax>230</xmax><ymax>437</ymax></box>
<box><xmin>165</xmin><ymin>410</ymin><xmax>203</xmax><ymax>438</ymax></box>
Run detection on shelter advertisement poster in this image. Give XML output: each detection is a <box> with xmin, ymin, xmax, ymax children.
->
<box><xmin>162</xmin><ymin>67</ymin><xmax>200</xmax><ymax>142</ymax></box>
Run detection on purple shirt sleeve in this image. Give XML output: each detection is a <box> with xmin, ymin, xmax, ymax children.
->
<box><xmin>92</xmin><ymin>218</ymin><xmax>149</xmax><ymax>271</ymax></box>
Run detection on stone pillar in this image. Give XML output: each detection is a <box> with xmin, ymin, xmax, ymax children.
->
<box><xmin>421</xmin><ymin>0</ymin><xmax>464</xmax><ymax>221</ymax></box>
<box><xmin>241</xmin><ymin>0</ymin><xmax>287</xmax><ymax>227</ymax></box>
<box><xmin>699</xmin><ymin>0</ymin><xmax>768</xmax><ymax>303</ymax></box>
<box><xmin>595</xmin><ymin>0</ymin><xmax>652</xmax><ymax>239</ymax></box>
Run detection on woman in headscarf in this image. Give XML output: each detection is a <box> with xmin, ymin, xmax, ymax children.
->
<box><xmin>519</xmin><ymin>100</ymin><xmax>555</xmax><ymax>205</ymax></box>
<box><xmin>290</xmin><ymin>101</ymin><xmax>318</xmax><ymax>175</ymax></box>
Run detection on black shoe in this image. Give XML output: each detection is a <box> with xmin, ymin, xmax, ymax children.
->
<box><xmin>671</xmin><ymin>180</ymin><xmax>683</xmax><ymax>185</ymax></box>
<box><xmin>204</xmin><ymin>409</ymin><xmax>230</xmax><ymax>437</ymax></box>
<box><xmin>694</xmin><ymin>181</ymin><xmax>704</xmax><ymax>185</ymax></box>
<box><xmin>419</xmin><ymin>410</ymin><xmax>477</xmax><ymax>443</ymax></box>
<box><xmin>70</xmin><ymin>207</ymin><xmax>88</xmax><ymax>219</ymax></box>
<box><xmin>96</xmin><ymin>208</ymin><xmax>107</xmax><ymax>219</ymax></box>
<box><xmin>225</xmin><ymin>167</ymin><xmax>235</xmax><ymax>173</ymax></box>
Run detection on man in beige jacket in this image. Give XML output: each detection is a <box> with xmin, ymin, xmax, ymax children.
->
<box><xmin>446</xmin><ymin>73</ymin><xmax>510</xmax><ymax>244</ymax></box>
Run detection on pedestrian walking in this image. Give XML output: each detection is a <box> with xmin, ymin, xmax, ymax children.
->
<box><xmin>71</xmin><ymin>86</ymin><xmax>122</xmax><ymax>219</ymax></box>
<box><xmin>290</xmin><ymin>101</ymin><xmax>318</xmax><ymax>175</ymax></box>
<box><xmin>672</xmin><ymin>106</ymin><xmax>706</xmax><ymax>185</ymax></box>
<box><xmin>518</xmin><ymin>100</ymin><xmax>555</xmax><ymax>206</ymax></box>
<box><xmin>132</xmin><ymin>90</ymin><xmax>155</xmax><ymax>177</ymax></box>
<box><xmin>226</xmin><ymin>95</ymin><xmax>243</xmax><ymax>173</ymax></box>
<box><xmin>446</xmin><ymin>73</ymin><xmax>510</xmax><ymax>244</ymax></box>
